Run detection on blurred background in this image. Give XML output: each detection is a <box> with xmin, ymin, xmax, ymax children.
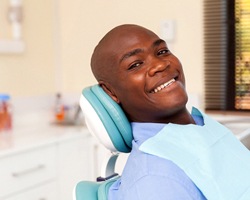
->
<box><xmin>0</xmin><ymin>0</ymin><xmax>203</xmax><ymax>100</ymax></box>
<box><xmin>0</xmin><ymin>0</ymin><xmax>249</xmax><ymax>200</ymax></box>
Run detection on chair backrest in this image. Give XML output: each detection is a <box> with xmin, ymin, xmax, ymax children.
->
<box><xmin>75</xmin><ymin>85</ymin><xmax>133</xmax><ymax>200</ymax></box>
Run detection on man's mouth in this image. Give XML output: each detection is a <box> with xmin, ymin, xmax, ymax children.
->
<box><xmin>150</xmin><ymin>78</ymin><xmax>176</xmax><ymax>93</ymax></box>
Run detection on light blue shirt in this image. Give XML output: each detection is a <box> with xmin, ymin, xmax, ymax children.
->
<box><xmin>108</xmin><ymin>115</ymin><xmax>206</xmax><ymax>200</ymax></box>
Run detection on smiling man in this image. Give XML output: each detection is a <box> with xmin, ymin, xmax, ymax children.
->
<box><xmin>91</xmin><ymin>24</ymin><xmax>194</xmax><ymax>125</ymax></box>
<box><xmin>90</xmin><ymin>24</ymin><xmax>206</xmax><ymax>199</ymax></box>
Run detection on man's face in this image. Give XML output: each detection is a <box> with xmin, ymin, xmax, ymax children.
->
<box><xmin>101</xmin><ymin>26</ymin><xmax>188</xmax><ymax>123</ymax></box>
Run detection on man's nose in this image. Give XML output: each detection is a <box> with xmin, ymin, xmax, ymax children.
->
<box><xmin>148</xmin><ymin>59</ymin><xmax>170</xmax><ymax>77</ymax></box>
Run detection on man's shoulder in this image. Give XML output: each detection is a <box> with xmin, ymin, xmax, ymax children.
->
<box><xmin>122</xmin><ymin>147</ymin><xmax>193</xmax><ymax>187</ymax></box>
<box><xmin>109</xmin><ymin>149</ymin><xmax>205</xmax><ymax>200</ymax></box>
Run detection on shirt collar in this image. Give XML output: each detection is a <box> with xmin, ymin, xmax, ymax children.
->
<box><xmin>131</xmin><ymin>107</ymin><xmax>204</xmax><ymax>145</ymax></box>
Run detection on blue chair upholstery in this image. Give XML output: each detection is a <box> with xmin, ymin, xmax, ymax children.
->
<box><xmin>75</xmin><ymin>85</ymin><xmax>133</xmax><ymax>200</ymax></box>
<box><xmin>75</xmin><ymin>177</ymin><xmax>119</xmax><ymax>200</ymax></box>
<box><xmin>81</xmin><ymin>85</ymin><xmax>132</xmax><ymax>153</ymax></box>
<box><xmin>75</xmin><ymin>181</ymin><xmax>100</xmax><ymax>200</ymax></box>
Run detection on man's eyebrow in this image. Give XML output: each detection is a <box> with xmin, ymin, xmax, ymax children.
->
<box><xmin>119</xmin><ymin>39</ymin><xmax>166</xmax><ymax>63</ymax></box>
<box><xmin>120</xmin><ymin>48</ymin><xmax>143</xmax><ymax>63</ymax></box>
<box><xmin>153</xmin><ymin>39</ymin><xmax>166</xmax><ymax>47</ymax></box>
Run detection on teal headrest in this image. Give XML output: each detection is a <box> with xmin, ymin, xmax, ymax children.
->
<box><xmin>80</xmin><ymin>85</ymin><xmax>132</xmax><ymax>153</ymax></box>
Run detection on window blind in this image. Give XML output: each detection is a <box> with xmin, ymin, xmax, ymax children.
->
<box><xmin>235</xmin><ymin>0</ymin><xmax>250</xmax><ymax>110</ymax></box>
<box><xmin>204</xmin><ymin>0</ymin><xmax>228</xmax><ymax>110</ymax></box>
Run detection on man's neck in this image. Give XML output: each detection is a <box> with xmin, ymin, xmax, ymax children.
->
<box><xmin>162</xmin><ymin>108</ymin><xmax>195</xmax><ymax>125</ymax></box>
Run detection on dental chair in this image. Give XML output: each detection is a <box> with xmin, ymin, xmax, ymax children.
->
<box><xmin>74</xmin><ymin>85</ymin><xmax>133</xmax><ymax>200</ymax></box>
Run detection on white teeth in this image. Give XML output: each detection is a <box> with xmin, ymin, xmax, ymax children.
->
<box><xmin>152</xmin><ymin>78</ymin><xmax>175</xmax><ymax>93</ymax></box>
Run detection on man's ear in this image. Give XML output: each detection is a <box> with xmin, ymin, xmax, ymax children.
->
<box><xmin>99</xmin><ymin>82</ymin><xmax>120</xmax><ymax>104</ymax></box>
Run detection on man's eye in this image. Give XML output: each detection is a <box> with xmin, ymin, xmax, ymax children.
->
<box><xmin>157</xmin><ymin>49</ymin><xmax>170</xmax><ymax>56</ymax></box>
<box><xmin>128</xmin><ymin>61</ymin><xmax>143</xmax><ymax>70</ymax></box>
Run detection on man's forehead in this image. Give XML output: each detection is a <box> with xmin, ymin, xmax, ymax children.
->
<box><xmin>92</xmin><ymin>24</ymin><xmax>161</xmax><ymax>74</ymax></box>
<box><xmin>100</xmin><ymin>25</ymin><xmax>155</xmax><ymax>45</ymax></box>
<box><xmin>98</xmin><ymin>26</ymin><xmax>158</xmax><ymax>56</ymax></box>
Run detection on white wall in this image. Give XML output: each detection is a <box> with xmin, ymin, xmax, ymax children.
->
<box><xmin>0</xmin><ymin>0</ymin><xmax>204</xmax><ymax>107</ymax></box>
<box><xmin>0</xmin><ymin>0</ymin><xmax>56</xmax><ymax>96</ymax></box>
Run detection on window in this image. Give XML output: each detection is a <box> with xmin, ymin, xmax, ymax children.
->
<box><xmin>204</xmin><ymin>0</ymin><xmax>250</xmax><ymax>111</ymax></box>
<box><xmin>235</xmin><ymin>0</ymin><xmax>250</xmax><ymax>110</ymax></box>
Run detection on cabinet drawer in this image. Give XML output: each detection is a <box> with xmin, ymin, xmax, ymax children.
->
<box><xmin>0</xmin><ymin>145</ymin><xmax>57</xmax><ymax>198</ymax></box>
<box><xmin>4</xmin><ymin>181</ymin><xmax>58</xmax><ymax>200</ymax></box>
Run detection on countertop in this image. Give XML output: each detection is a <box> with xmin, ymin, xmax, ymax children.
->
<box><xmin>0</xmin><ymin>124</ymin><xmax>90</xmax><ymax>157</ymax></box>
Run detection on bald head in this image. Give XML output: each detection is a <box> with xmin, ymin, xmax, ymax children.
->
<box><xmin>89</xmin><ymin>24</ymin><xmax>189</xmax><ymax>123</ymax></box>
<box><xmin>90</xmin><ymin>24</ymin><xmax>158</xmax><ymax>83</ymax></box>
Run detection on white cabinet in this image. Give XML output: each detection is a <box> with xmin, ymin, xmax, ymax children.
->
<box><xmin>57</xmin><ymin>135</ymin><xmax>92</xmax><ymax>200</ymax></box>
<box><xmin>0</xmin><ymin>145</ymin><xmax>57</xmax><ymax>199</ymax></box>
<box><xmin>4</xmin><ymin>182</ymin><xmax>58</xmax><ymax>200</ymax></box>
<box><xmin>0</xmin><ymin>127</ymin><xmax>92</xmax><ymax>200</ymax></box>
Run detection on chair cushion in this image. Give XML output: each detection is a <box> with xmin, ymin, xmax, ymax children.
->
<box><xmin>75</xmin><ymin>177</ymin><xmax>120</xmax><ymax>200</ymax></box>
<box><xmin>75</xmin><ymin>181</ymin><xmax>100</xmax><ymax>200</ymax></box>
<box><xmin>98</xmin><ymin>178</ymin><xmax>120</xmax><ymax>199</ymax></box>
<box><xmin>81</xmin><ymin>85</ymin><xmax>132</xmax><ymax>153</ymax></box>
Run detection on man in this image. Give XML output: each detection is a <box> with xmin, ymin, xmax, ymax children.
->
<box><xmin>90</xmin><ymin>24</ymin><xmax>250</xmax><ymax>199</ymax></box>
<box><xmin>91</xmin><ymin>24</ymin><xmax>206</xmax><ymax>199</ymax></box>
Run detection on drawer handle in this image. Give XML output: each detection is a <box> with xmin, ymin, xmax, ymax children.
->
<box><xmin>12</xmin><ymin>164</ymin><xmax>46</xmax><ymax>177</ymax></box>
